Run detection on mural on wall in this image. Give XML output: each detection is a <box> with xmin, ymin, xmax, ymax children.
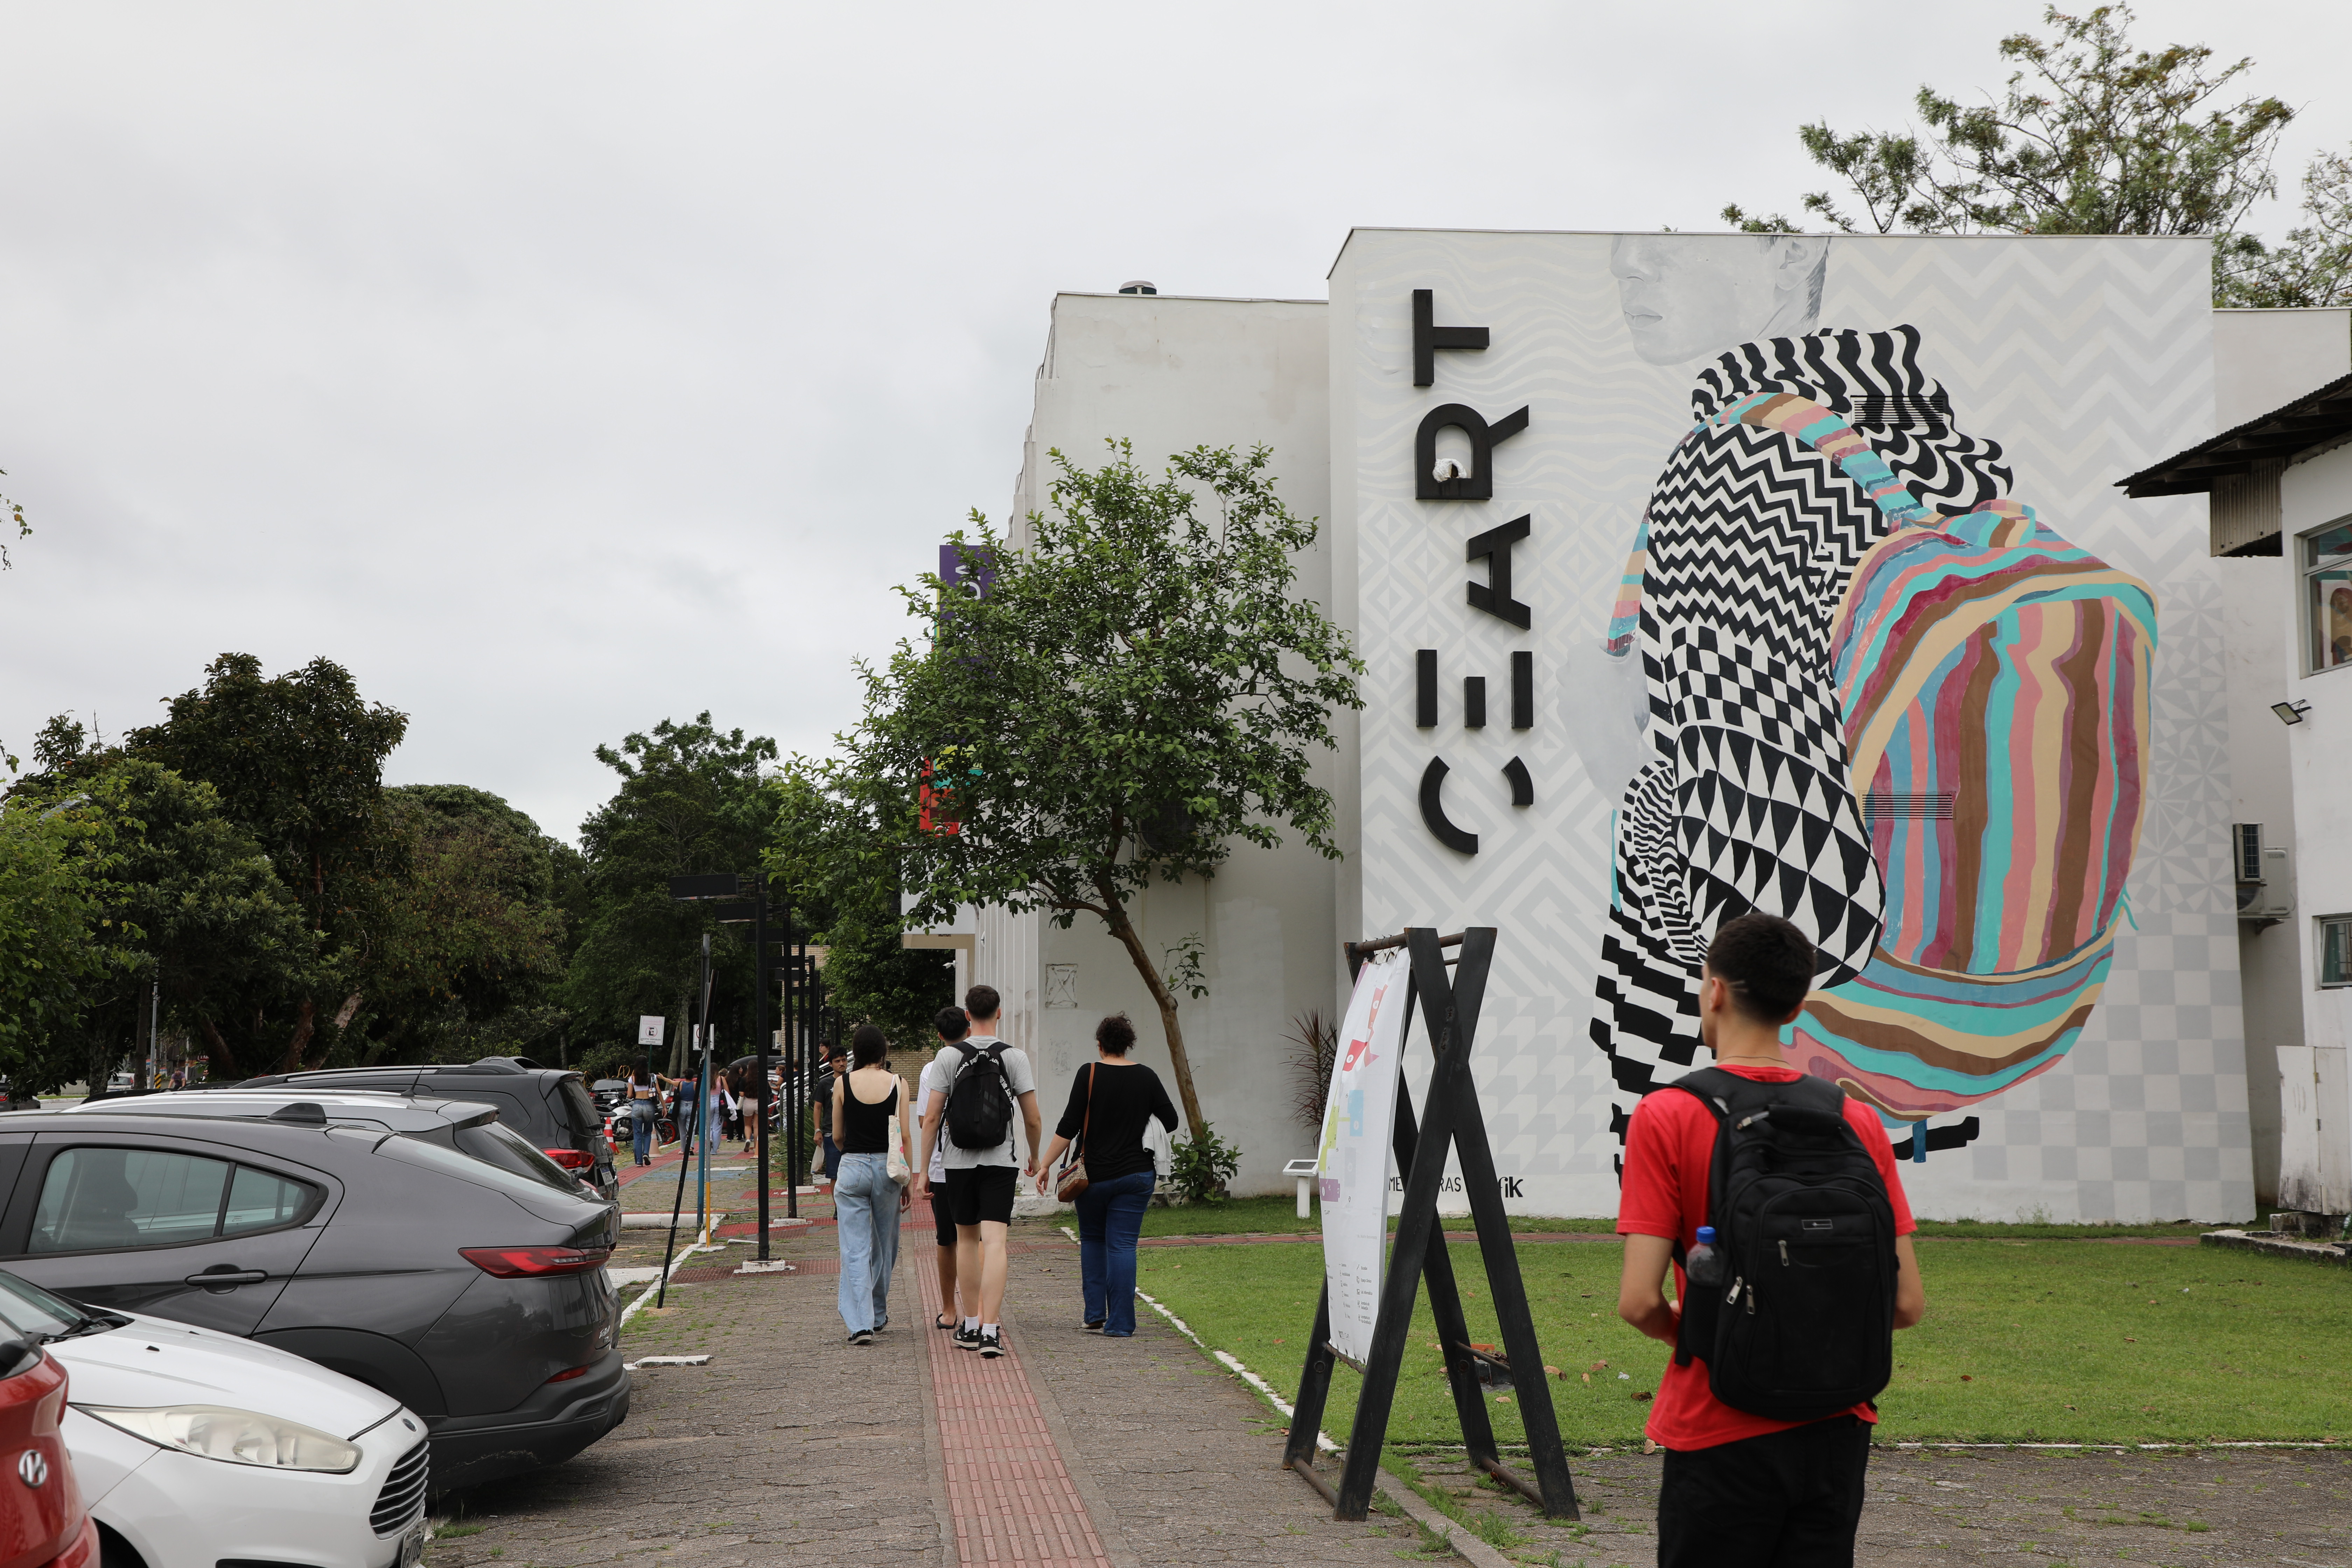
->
<box><xmin>1582</xmin><ymin>236</ymin><xmax>2158</xmax><ymax>1148</ymax></box>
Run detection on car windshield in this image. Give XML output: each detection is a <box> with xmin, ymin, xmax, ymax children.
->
<box><xmin>556</xmin><ymin>1078</ymin><xmax>601</xmax><ymax>1139</ymax></box>
<box><xmin>0</xmin><ymin>1270</ymin><xmax>116</xmax><ymax>1342</ymax></box>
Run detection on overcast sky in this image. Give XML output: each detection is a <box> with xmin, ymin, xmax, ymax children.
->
<box><xmin>4</xmin><ymin>1</ymin><xmax>2347</xmax><ymax>843</ymax></box>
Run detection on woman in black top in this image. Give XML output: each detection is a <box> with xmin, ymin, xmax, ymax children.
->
<box><xmin>1034</xmin><ymin>1014</ymin><xmax>1178</xmax><ymax>1337</ymax></box>
<box><xmin>832</xmin><ymin>1023</ymin><xmax>911</xmax><ymax>1345</ymax></box>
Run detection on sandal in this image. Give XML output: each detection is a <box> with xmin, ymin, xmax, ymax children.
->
<box><xmin>934</xmin><ymin>1314</ymin><xmax>958</xmax><ymax>1330</ymax></box>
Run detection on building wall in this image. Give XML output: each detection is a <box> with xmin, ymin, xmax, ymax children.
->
<box><xmin>2210</xmin><ymin>309</ymin><xmax>2348</xmax><ymax>1206</ymax></box>
<box><xmin>2277</xmin><ymin>438</ymin><xmax>2352</xmax><ymax>1214</ymax></box>
<box><xmin>978</xmin><ymin>292</ymin><xmax>1340</xmax><ymax>1192</ymax></box>
<box><xmin>1330</xmin><ymin>229</ymin><xmax>2253</xmax><ymax>1221</ymax></box>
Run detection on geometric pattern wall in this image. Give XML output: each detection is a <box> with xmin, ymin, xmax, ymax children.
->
<box><xmin>1330</xmin><ymin>229</ymin><xmax>2254</xmax><ymax>1220</ymax></box>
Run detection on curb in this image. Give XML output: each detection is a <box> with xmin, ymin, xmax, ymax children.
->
<box><xmin>2200</xmin><ymin>1229</ymin><xmax>2350</xmax><ymax>1267</ymax></box>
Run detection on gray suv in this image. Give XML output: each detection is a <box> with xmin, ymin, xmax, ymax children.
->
<box><xmin>237</xmin><ymin>1058</ymin><xmax>619</xmax><ymax>1205</ymax></box>
<box><xmin>0</xmin><ymin>1099</ymin><xmax>628</xmax><ymax>1492</ymax></box>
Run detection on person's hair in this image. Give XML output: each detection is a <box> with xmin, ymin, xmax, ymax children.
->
<box><xmin>850</xmin><ymin>1023</ymin><xmax>888</xmax><ymax>1068</ymax></box>
<box><xmin>628</xmin><ymin>1057</ymin><xmax>646</xmax><ymax>1080</ymax></box>
<box><xmin>1095</xmin><ymin>1013</ymin><xmax>1136</xmax><ymax>1057</ymax></box>
<box><xmin>1704</xmin><ymin>912</ymin><xmax>1817</xmax><ymax>1022</ymax></box>
<box><xmin>934</xmin><ymin>1006</ymin><xmax>970</xmax><ymax>1042</ymax></box>
<box><xmin>964</xmin><ymin>983</ymin><xmax>1001</xmax><ymax>1021</ymax></box>
<box><xmin>825</xmin><ymin>1038</ymin><xmax>849</xmax><ymax>1062</ymax></box>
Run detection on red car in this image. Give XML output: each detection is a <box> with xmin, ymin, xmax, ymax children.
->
<box><xmin>0</xmin><ymin>1335</ymin><xmax>94</xmax><ymax>1568</ymax></box>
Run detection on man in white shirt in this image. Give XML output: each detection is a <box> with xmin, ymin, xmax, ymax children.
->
<box><xmin>917</xmin><ymin>1006</ymin><xmax>974</xmax><ymax>1332</ymax></box>
<box><xmin>915</xmin><ymin>984</ymin><xmax>1041</xmax><ymax>1359</ymax></box>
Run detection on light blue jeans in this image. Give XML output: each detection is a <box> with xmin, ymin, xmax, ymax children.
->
<box><xmin>1074</xmin><ymin>1169</ymin><xmax>1156</xmax><ymax>1336</ymax></box>
<box><xmin>834</xmin><ymin>1153</ymin><xmax>901</xmax><ymax>1334</ymax></box>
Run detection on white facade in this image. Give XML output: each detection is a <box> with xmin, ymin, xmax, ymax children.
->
<box><xmin>2277</xmin><ymin>438</ymin><xmax>2352</xmax><ymax>1214</ymax></box>
<box><xmin>958</xmin><ymin>239</ymin><xmax>2340</xmax><ymax>1218</ymax></box>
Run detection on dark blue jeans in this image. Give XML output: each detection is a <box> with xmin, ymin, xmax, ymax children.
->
<box><xmin>1074</xmin><ymin>1169</ymin><xmax>1155</xmax><ymax>1335</ymax></box>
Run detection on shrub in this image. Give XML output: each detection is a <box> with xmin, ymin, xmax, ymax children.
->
<box><xmin>1170</xmin><ymin>1121</ymin><xmax>1242</xmax><ymax>1203</ymax></box>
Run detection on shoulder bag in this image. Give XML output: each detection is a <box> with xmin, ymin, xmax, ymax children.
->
<box><xmin>884</xmin><ymin>1077</ymin><xmax>913</xmax><ymax>1184</ymax></box>
<box><xmin>1054</xmin><ymin>1064</ymin><xmax>1097</xmax><ymax>1203</ymax></box>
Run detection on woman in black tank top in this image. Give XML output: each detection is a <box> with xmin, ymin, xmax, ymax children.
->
<box><xmin>832</xmin><ymin>1023</ymin><xmax>912</xmax><ymax>1344</ymax></box>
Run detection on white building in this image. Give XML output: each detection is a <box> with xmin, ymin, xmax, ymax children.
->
<box><xmin>2122</xmin><ymin>344</ymin><xmax>2352</xmax><ymax>1219</ymax></box>
<box><xmin>941</xmin><ymin>232</ymin><xmax>2348</xmax><ymax>1221</ymax></box>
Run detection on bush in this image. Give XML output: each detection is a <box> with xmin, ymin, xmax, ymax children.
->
<box><xmin>1169</xmin><ymin>1121</ymin><xmax>1242</xmax><ymax>1203</ymax></box>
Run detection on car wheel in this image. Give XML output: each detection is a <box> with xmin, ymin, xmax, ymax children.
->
<box><xmin>98</xmin><ymin>1523</ymin><xmax>147</xmax><ymax>1568</ymax></box>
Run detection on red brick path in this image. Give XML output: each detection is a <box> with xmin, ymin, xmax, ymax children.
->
<box><xmin>918</xmin><ymin>1256</ymin><xmax>1112</xmax><ymax>1567</ymax></box>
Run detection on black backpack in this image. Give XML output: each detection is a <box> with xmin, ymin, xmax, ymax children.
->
<box><xmin>1666</xmin><ymin>1067</ymin><xmax>1898</xmax><ymax>1422</ymax></box>
<box><xmin>944</xmin><ymin>1042</ymin><xmax>1014</xmax><ymax>1151</ymax></box>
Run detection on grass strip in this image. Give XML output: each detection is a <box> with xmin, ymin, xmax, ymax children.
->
<box><xmin>1135</xmin><ymin>1234</ymin><xmax>2351</xmax><ymax>1447</ymax></box>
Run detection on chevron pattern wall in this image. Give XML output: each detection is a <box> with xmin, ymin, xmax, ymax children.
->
<box><xmin>1329</xmin><ymin>229</ymin><xmax>2253</xmax><ymax>1222</ymax></box>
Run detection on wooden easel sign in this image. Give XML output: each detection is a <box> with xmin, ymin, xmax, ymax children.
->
<box><xmin>1283</xmin><ymin>927</ymin><xmax>1580</xmax><ymax>1521</ymax></box>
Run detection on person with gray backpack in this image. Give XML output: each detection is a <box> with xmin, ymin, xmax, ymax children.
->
<box><xmin>913</xmin><ymin>984</ymin><xmax>1041</xmax><ymax>1360</ymax></box>
<box><xmin>1616</xmin><ymin>912</ymin><xmax>1926</xmax><ymax>1566</ymax></box>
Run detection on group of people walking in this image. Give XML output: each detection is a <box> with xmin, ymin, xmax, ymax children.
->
<box><xmin>614</xmin><ymin>1058</ymin><xmax>764</xmax><ymax>1167</ymax></box>
<box><xmin>828</xmin><ymin>984</ymin><xmax>1178</xmax><ymax>1355</ymax></box>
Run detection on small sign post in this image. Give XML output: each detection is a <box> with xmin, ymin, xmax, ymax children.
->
<box><xmin>638</xmin><ymin>1016</ymin><xmax>665</xmax><ymax>1050</ymax></box>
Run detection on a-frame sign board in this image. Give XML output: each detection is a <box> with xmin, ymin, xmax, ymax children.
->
<box><xmin>1283</xmin><ymin>926</ymin><xmax>1580</xmax><ymax>1521</ymax></box>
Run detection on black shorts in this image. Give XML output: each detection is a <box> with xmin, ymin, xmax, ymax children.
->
<box><xmin>944</xmin><ymin>1164</ymin><xmax>1017</xmax><ymax>1227</ymax></box>
<box><xmin>929</xmin><ymin>1185</ymin><xmax>957</xmax><ymax>1248</ymax></box>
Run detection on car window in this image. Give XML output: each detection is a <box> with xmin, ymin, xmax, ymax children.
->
<box><xmin>555</xmin><ymin>1079</ymin><xmax>600</xmax><ymax>1138</ymax></box>
<box><xmin>222</xmin><ymin>1165</ymin><xmax>310</xmax><ymax>1236</ymax></box>
<box><xmin>451</xmin><ymin>1123</ymin><xmax>581</xmax><ymax>1194</ymax></box>
<box><xmin>25</xmin><ymin>1148</ymin><xmax>318</xmax><ymax>1254</ymax></box>
<box><xmin>374</xmin><ymin>1129</ymin><xmax>593</xmax><ymax>1208</ymax></box>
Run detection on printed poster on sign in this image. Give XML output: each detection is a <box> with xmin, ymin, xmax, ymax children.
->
<box><xmin>1314</xmin><ymin>948</ymin><xmax>1410</xmax><ymax>1367</ymax></box>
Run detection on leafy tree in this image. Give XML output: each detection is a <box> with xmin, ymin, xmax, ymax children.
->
<box><xmin>125</xmin><ymin>653</ymin><xmax>409</xmax><ymax>1069</ymax></box>
<box><xmin>0</xmin><ymin>796</ymin><xmax>109</xmax><ymax>1090</ymax></box>
<box><xmin>16</xmin><ymin>761</ymin><xmax>314</xmax><ymax>1089</ymax></box>
<box><xmin>1729</xmin><ymin>6</ymin><xmax>2350</xmax><ymax>303</ymax></box>
<box><xmin>764</xmin><ymin>758</ymin><xmax>953</xmax><ymax>1051</ymax></box>
<box><xmin>561</xmin><ymin>714</ymin><xmax>780</xmax><ymax>1069</ymax></box>
<box><xmin>349</xmin><ymin>785</ymin><xmax>569</xmax><ymax>1065</ymax></box>
<box><xmin>843</xmin><ymin>441</ymin><xmax>1363</xmax><ymax>1135</ymax></box>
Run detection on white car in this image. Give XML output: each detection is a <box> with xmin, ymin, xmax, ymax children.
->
<box><xmin>0</xmin><ymin>1270</ymin><xmax>430</xmax><ymax>1568</ymax></box>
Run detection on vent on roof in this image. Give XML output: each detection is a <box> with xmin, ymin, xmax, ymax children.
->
<box><xmin>1117</xmin><ymin>280</ymin><xmax>1157</xmax><ymax>295</ymax></box>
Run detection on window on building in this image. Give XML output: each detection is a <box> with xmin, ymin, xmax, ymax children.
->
<box><xmin>2305</xmin><ymin>520</ymin><xmax>2352</xmax><ymax>673</ymax></box>
<box><xmin>2323</xmin><ymin>916</ymin><xmax>2352</xmax><ymax>988</ymax></box>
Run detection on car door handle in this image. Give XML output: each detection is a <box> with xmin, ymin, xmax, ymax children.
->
<box><xmin>185</xmin><ymin>1269</ymin><xmax>268</xmax><ymax>1290</ymax></box>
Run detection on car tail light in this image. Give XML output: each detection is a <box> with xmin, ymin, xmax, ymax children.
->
<box><xmin>459</xmin><ymin>1245</ymin><xmax>611</xmax><ymax>1278</ymax></box>
<box><xmin>545</xmin><ymin>1365</ymin><xmax>591</xmax><ymax>1384</ymax></box>
<box><xmin>542</xmin><ymin>1147</ymin><xmax>591</xmax><ymax>1171</ymax></box>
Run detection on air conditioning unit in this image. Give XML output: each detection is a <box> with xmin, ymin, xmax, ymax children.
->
<box><xmin>2233</xmin><ymin>824</ymin><xmax>2295</xmax><ymax>923</ymax></box>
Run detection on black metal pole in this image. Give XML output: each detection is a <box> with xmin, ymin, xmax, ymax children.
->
<box><xmin>653</xmin><ymin>1021</ymin><xmax>702</xmax><ymax>1309</ymax></box>
<box><xmin>752</xmin><ymin>876</ymin><xmax>771</xmax><ymax>1261</ymax></box>
<box><xmin>784</xmin><ymin>916</ymin><xmax>799</xmax><ymax>1218</ymax></box>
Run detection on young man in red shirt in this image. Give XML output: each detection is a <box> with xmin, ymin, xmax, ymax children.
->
<box><xmin>1617</xmin><ymin>912</ymin><xmax>1927</xmax><ymax>1566</ymax></box>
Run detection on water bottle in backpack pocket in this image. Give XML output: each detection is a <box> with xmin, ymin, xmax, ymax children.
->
<box><xmin>1668</xmin><ymin>1067</ymin><xmax>1898</xmax><ymax>1422</ymax></box>
<box><xmin>944</xmin><ymin>1042</ymin><xmax>1015</xmax><ymax>1151</ymax></box>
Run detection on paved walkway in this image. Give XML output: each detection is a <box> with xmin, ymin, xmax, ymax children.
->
<box><xmin>429</xmin><ymin>1209</ymin><xmax>2350</xmax><ymax>1568</ymax></box>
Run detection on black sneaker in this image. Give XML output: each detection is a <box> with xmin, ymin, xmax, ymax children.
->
<box><xmin>848</xmin><ymin>1329</ymin><xmax>874</xmax><ymax>1346</ymax></box>
<box><xmin>978</xmin><ymin>1330</ymin><xmax>1005</xmax><ymax>1359</ymax></box>
<box><xmin>954</xmin><ymin>1324</ymin><xmax>982</xmax><ymax>1351</ymax></box>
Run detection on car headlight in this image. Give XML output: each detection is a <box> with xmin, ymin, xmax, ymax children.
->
<box><xmin>77</xmin><ymin>1405</ymin><xmax>362</xmax><ymax>1473</ymax></box>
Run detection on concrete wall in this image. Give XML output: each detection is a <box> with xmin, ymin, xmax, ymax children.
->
<box><xmin>976</xmin><ymin>292</ymin><xmax>1340</xmax><ymax>1194</ymax></box>
<box><xmin>2277</xmin><ymin>438</ymin><xmax>2352</xmax><ymax>1214</ymax></box>
<box><xmin>2210</xmin><ymin>309</ymin><xmax>2348</xmax><ymax>1206</ymax></box>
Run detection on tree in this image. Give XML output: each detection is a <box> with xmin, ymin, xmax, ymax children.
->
<box><xmin>124</xmin><ymin>653</ymin><xmax>410</xmax><ymax>1070</ymax></box>
<box><xmin>2218</xmin><ymin>146</ymin><xmax>2352</xmax><ymax>307</ymax></box>
<box><xmin>0</xmin><ymin>795</ymin><xmax>109</xmax><ymax>1090</ymax></box>
<box><xmin>561</xmin><ymin>714</ymin><xmax>780</xmax><ymax>1069</ymax></box>
<box><xmin>351</xmin><ymin>786</ymin><xmax>569</xmax><ymax>1065</ymax></box>
<box><xmin>764</xmin><ymin>758</ymin><xmax>954</xmax><ymax>1050</ymax></box>
<box><xmin>844</xmin><ymin>441</ymin><xmax>1363</xmax><ymax>1136</ymax></box>
<box><xmin>1729</xmin><ymin>6</ymin><xmax>2337</xmax><ymax>303</ymax></box>
<box><xmin>16</xmin><ymin>761</ymin><xmax>314</xmax><ymax>1090</ymax></box>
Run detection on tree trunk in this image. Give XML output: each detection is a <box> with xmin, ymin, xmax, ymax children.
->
<box><xmin>200</xmin><ymin>1018</ymin><xmax>242</xmax><ymax>1082</ymax></box>
<box><xmin>279</xmin><ymin>998</ymin><xmax>317</xmax><ymax>1074</ymax></box>
<box><xmin>332</xmin><ymin>992</ymin><xmax>364</xmax><ymax>1031</ymax></box>
<box><xmin>1094</xmin><ymin>876</ymin><xmax>1207</xmax><ymax>1138</ymax></box>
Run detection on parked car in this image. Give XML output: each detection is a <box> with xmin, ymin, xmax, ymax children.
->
<box><xmin>236</xmin><ymin>1058</ymin><xmax>617</xmax><ymax>1204</ymax></box>
<box><xmin>59</xmin><ymin>1090</ymin><xmax>607</xmax><ymax>1204</ymax></box>
<box><xmin>0</xmin><ymin>1321</ymin><xmax>94</xmax><ymax>1568</ymax></box>
<box><xmin>0</xmin><ymin>1103</ymin><xmax>626</xmax><ymax>1492</ymax></box>
<box><xmin>0</xmin><ymin>1268</ymin><xmax>428</xmax><ymax>1568</ymax></box>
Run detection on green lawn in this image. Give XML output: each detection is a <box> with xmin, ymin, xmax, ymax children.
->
<box><xmin>1136</xmin><ymin>1236</ymin><xmax>2351</xmax><ymax>1447</ymax></box>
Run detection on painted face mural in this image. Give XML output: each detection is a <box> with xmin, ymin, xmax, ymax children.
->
<box><xmin>1586</xmin><ymin>253</ymin><xmax>2158</xmax><ymax>1145</ymax></box>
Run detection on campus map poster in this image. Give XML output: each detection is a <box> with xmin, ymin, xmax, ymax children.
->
<box><xmin>1315</xmin><ymin>948</ymin><xmax>1410</xmax><ymax>1367</ymax></box>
